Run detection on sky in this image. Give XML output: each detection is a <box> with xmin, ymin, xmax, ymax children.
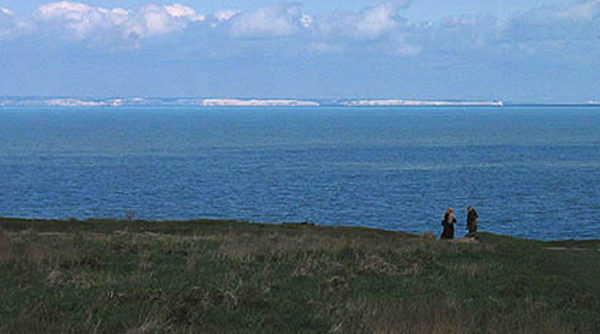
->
<box><xmin>0</xmin><ymin>0</ymin><xmax>599</xmax><ymax>103</ymax></box>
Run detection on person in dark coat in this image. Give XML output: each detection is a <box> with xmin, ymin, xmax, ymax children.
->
<box><xmin>466</xmin><ymin>206</ymin><xmax>479</xmax><ymax>236</ymax></box>
<box><xmin>441</xmin><ymin>208</ymin><xmax>456</xmax><ymax>239</ymax></box>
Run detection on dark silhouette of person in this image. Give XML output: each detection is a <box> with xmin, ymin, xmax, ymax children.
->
<box><xmin>466</xmin><ymin>206</ymin><xmax>479</xmax><ymax>236</ymax></box>
<box><xmin>441</xmin><ymin>207</ymin><xmax>456</xmax><ymax>239</ymax></box>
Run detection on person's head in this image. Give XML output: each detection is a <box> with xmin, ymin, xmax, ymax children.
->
<box><xmin>446</xmin><ymin>207</ymin><xmax>453</xmax><ymax>214</ymax></box>
<box><xmin>467</xmin><ymin>206</ymin><xmax>473</xmax><ymax>212</ymax></box>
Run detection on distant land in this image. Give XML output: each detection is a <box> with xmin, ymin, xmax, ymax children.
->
<box><xmin>0</xmin><ymin>97</ymin><xmax>507</xmax><ymax>107</ymax></box>
<box><xmin>1</xmin><ymin>97</ymin><xmax>600</xmax><ymax>107</ymax></box>
<box><xmin>201</xmin><ymin>98</ymin><xmax>320</xmax><ymax>107</ymax></box>
<box><xmin>344</xmin><ymin>99</ymin><xmax>503</xmax><ymax>107</ymax></box>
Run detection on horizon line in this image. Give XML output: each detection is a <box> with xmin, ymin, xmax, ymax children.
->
<box><xmin>1</xmin><ymin>96</ymin><xmax>599</xmax><ymax>106</ymax></box>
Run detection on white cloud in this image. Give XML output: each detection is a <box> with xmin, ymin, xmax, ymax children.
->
<box><xmin>141</xmin><ymin>6</ymin><xmax>171</xmax><ymax>36</ymax></box>
<box><xmin>0</xmin><ymin>6</ymin><xmax>26</xmax><ymax>40</ymax></box>
<box><xmin>504</xmin><ymin>0</ymin><xmax>600</xmax><ymax>46</ymax></box>
<box><xmin>301</xmin><ymin>14</ymin><xmax>312</xmax><ymax>28</ymax></box>
<box><xmin>7</xmin><ymin>1</ymin><xmax>418</xmax><ymax>52</ymax></box>
<box><xmin>417</xmin><ymin>14</ymin><xmax>499</xmax><ymax>51</ymax></box>
<box><xmin>355</xmin><ymin>2</ymin><xmax>403</xmax><ymax>39</ymax></box>
<box><xmin>140</xmin><ymin>5</ymin><xmax>187</xmax><ymax>36</ymax></box>
<box><xmin>214</xmin><ymin>9</ymin><xmax>239</xmax><ymax>22</ymax></box>
<box><xmin>558</xmin><ymin>0</ymin><xmax>600</xmax><ymax>21</ymax></box>
<box><xmin>6</xmin><ymin>0</ymin><xmax>599</xmax><ymax>61</ymax></box>
<box><xmin>36</xmin><ymin>2</ymin><xmax>133</xmax><ymax>39</ymax></box>
<box><xmin>164</xmin><ymin>4</ymin><xmax>204</xmax><ymax>21</ymax></box>
<box><xmin>1</xmin><ymin>7</ymin><xmax>14</xmax><ymax>16</ymax></box>
<box><xmin>35</xmin><ymin>2</ymin><xmax>206</xmax><ymax>42</ymax></box>
<box><xmin>229</xmin><ymin>3</ymin><xmax>303</xmax><ymax>38</ymax></box>
<box><xmin>313</xmin><ymin>1</ymin><xmax>409</xmax><ymax>41</ymax></box>
<box><xmin>525</xmin><ymin>0</ymin><xmax>600</xmax><ymax>23</ymax></box>
<box><xmin>303</xmin><ymin>1</ymin><xmax>419</xmax><ymax>56</ymax></box>
<box><xmin>140</xmin><ymin>3</ymin><xmax>204</xmax><ymax>36</ymax></box>
<box><xmin>390</xmin><ymin>36</ymin><xmax>421</xmax><ymax>55</ymax></box>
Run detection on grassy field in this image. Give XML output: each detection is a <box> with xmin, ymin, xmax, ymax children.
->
<box><xmin>0</xmin><ymin>217</ymin><xmax>599</xmax><ymax>333</ymax></box>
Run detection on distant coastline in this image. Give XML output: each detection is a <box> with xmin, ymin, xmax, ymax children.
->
<box><xmin>0</xmin><ymin>97</ymin><xmax>506</xmax><ymax>108</ymax></box>
<box><xmin>3</xmin><ymin>97</ymin><xmax>600</xmax><ymax>108</ymax></box>
<box><xmin>343</xmin><ymin>99</ymin><xmax>503</xmax><ymax>107</ymax></box>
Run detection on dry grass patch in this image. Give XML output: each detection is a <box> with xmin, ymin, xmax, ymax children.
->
<box><xmin>446</xmin><ymin>262</ymin><xmax>492</xmax><ymax>278</ymax></box>
<box><xmin>320</xmin><ymin>296</ymin><xmax>581</xmax><ymax>334</ymax></box>
<box><xmin>358</xmin><ymin>254</ymin><xmax>398</xmax><ymax>276</ymax></box>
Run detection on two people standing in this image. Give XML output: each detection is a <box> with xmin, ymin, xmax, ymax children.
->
<box><xmin>440</xmin><ymin>206</ymin><xmax>479</xmax><ymax>239</ymax></box>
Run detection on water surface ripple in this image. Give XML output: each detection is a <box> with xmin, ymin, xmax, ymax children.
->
<box><xmin>1</xmin><ymin>106</ymin><xmax>599</xmax><ymax>240</ymax></box>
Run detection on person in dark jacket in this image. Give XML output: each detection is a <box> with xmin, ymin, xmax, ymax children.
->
<box><xmin>466</xmin><ymin>206</ymin><xmax>479</xmax><ymax>236</ymax></box>
<box><xmin>441</xmin><ymin>207</ymin><xmax>456</xmax><ymax>239</ymax></box>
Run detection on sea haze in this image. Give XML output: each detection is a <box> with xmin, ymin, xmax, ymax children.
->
<box><xmin>0</xmin><ymin>106</ymin><xmax>599</xmax><ymax>240</ymax></box>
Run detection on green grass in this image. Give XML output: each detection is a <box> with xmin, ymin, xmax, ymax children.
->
<box><xmin>0</xmin><ymin>217</ymin><xmax>599</xmax><ymax>333</ymax></box>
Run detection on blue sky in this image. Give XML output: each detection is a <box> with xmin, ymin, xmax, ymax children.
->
<box><xmin>1</xmin><ymin>0</ymin><xmax>599</xmax><ymax>102</ymax></box>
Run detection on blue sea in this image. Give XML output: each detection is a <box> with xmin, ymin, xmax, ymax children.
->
<box><xmin>1</xmin><ymin>106</ymin><xmax>599</xmax><ymax>240</ymax></box>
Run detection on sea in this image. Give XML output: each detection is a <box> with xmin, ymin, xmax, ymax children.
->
<box><xmin>0</xmin><ymin>106</ymin><xmax>599</xmax><ymax>240</ymax></box>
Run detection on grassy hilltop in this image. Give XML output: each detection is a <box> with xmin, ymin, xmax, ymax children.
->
<box><xmin>0</xmin><ymin>218</ymin><xmax>599</xmax><ymax>334</ymax></box>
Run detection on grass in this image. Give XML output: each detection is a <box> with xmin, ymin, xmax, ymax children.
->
<box><xmin>0</xmin><ymin>217</ymin><xmax>599</xmax><ymax>333</ymax></box>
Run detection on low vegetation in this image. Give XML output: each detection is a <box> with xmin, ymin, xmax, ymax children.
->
<box><xmin>0</xmin><ymin>217</ymin><xmax>599</xmax><ymax>333</ymax></box>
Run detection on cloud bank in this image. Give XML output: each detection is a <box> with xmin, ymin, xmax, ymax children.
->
<box><xmin>0</xmin><ymin>0</ymin><xmax>597</xmax><ymax>56</ymax></box>
<box><xmin>229</xmin><ymin>3</ymin><xmax>303</xmax><ymax>38</ymax></box>
<box><xmin>32</xmin><ymin>1</ymin><xmax>205</xmax><ymax>46</ymax></box>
